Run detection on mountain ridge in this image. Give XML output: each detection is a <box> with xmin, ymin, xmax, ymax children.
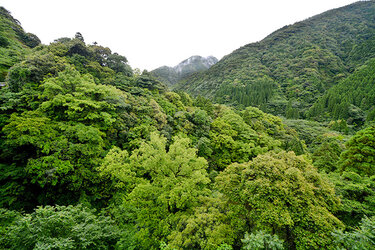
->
<box><xmin>174</xmin><ymin>1</ymin><xmax>375</xmax><ymax>119</ymax></box>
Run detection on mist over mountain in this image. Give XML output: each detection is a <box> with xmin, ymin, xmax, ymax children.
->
<box><xmin>151</xmin><ymin>55</ymin><xmax>217</xmax><ymax>87</ymax></box>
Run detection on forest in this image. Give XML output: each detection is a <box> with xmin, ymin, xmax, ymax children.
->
<box><xmin>0</xmin><ymin>2</ymin><xmax>375</xmax><ymax>250</ymax></box>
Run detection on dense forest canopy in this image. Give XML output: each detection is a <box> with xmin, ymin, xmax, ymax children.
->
<box><xmin>1</xmin><ymin>2</ymin><xmax>375</xmax><ymax>249</ymax></box>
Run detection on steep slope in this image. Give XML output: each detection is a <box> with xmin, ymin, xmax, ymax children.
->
<box><xmin>175</xmin><ymin>1</ymin><xmax>375</xmax><ymax>117</ymax></box>
<box><xmin>308</xmin><ymin>57</ymin><xmax>375</xmax><ymax>125</ymax></box>
<box><xmin>0</xmin><ymin>7</ymin><xmax>40</xmax><ymax>82</ymax></box>
<box><xmin>151</xmin><ymin>55</ymin><xmax>217</xmax><ymax>87</ymax></box>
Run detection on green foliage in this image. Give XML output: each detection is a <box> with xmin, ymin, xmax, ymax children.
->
<box><xmin>215</xmin><ymin>76</ymin><xmax>275</xmax><ymax>108</ymax></box>
<box><xmin>0</xmin><ymin>164</ymin><xmax>31</xmax><ymax>209</ymax></box>
<box><xmin>39</xmin><ymin>66</ymin><xmax>124</xmax><ymax>128</ymax></box>
<box><xmin>152</xmin><ymin>66</ymin><xmax>179</xmax><ymax>87</ymax></box>
<box><xmin>312</xmin><ymin>138</ymin><xmax>344</xmax><ymax>172</ymax></box>
<box><xmin>74</xmin><ymin>32</ymin><xmax>84</xmax><ymax>42</ymax></box>
<box><xmin>241</xmin><ymin>231</ymin><xmax>284</xmax><ymax>250</ymax></box>
<box><xmin>309</xmin><ymin>58</ymin><xmax>375</xmax><ymax>124</ymax></box>
<box><xmin>217</xmin><ymin>244</ymin><xmax>233</xmax><ymax>250</ymax></box>
<box><xmin>167</xmin><ymin>195</ymin><xmax>239</xmax><ymax>249</ymax></box>
<box><xmin>216</xmin><ymin>151</ymin><xmax>343</xmax><ymax>249</ymax></box>
<box><xmin>194</xmin><ymin>95</ymin><xmax>215</xmax><ymax>116</ymax></box>
<box><xmin>1</xmin><ymin>204</ymin><xmax>121</xmax><ymax>249</ymax></box>
<box><xmin>106</xmin><ymin>52</ymin><xmax>132</xmax><ymax>75</ymax></box>
<box><xmin>209</xmin><ymin>107</ymin><xmax>282</xmax><ymax>170</ymax></box>
<box><xmin>328</xmin><ymin>172</ymin><xmax>375</xmax><ymax>227</ymax></box>
<box><xmin>99</xmin><ymin>132</ymin><xmax>210</xmax><ymax>248</ymax></box>
<box><xmin>1</xmin><ymin>67</ymin><xmax>129</xmax><ymax>190</ymax></box>
<box><xmin>136</xmin><ymin>71</ymin><xmax>167</xmax><ymax>92</ymax></box>
<box><xmin>0</xmin><ymin>7</ymin><xmax>33</xmax><ymax>81</ymax></box>
<box><xmin>0</xmin><ymin>66</ymin><xmax>137</xmax><ymax>208</ymax></box>
<box><xmin>3</xmin><ymin>111</ymin><xmax>103</xmax><ymax>189</ymax></box>
<box><xmin>328</xmin><ymin>120</ymin><xmax>349</xmax><ymax>134</ymax></box>
<box><xmin>7</xmin><ymin>51</ymin><xmax>67</xmax><ymax>92</ymax></box>
<box><xmin>241</xmin><ymin>108</ymin><xmax>306</xmax><ymax>155</ymax></box>
<box><xmin>285</xmin><ymin>101</ymin><xmax>299</xmax><ymax>119</ymax></box>
<box><xmin>283</xmin><ymin>118</ymin><xmax>346</xmax><ymax>151</ymax></box>
<box><xmin>19</xmin><ymin>32</ymin><xmax>40</xmax><ymax>48</ymax></box>
<box><xmin>0</xmin><ymin>208</ymin><xmax>21</xmax><ymax>240</ymax></box>
<box><xmin>333</xmin><ymin>216</ymin><xmax>375</xmax><ymax>250</ymax></box>
<box><xmin>341</xmin><ymin>125</ymin><xmax>375</xmax><ymax>176</ymax></box>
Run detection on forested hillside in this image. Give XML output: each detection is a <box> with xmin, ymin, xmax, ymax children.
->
<box><xmin>308</xmin><ymin>58</ymin><xmax>375</xmax><ymax>125</ymax></box>
<box><xmin>0</xmin><ymin>4</ymin><xmax>375</xmax><ymax>250</ymax></box>
<box><xmin>0</xmin><ymin>7</ymin><xmax>40</xmax><ymax>81</ymax></box>
<box><xmin>175</xmin><ymin>1</ymin><xmax>375</xmax><ymax>120</ymax></box>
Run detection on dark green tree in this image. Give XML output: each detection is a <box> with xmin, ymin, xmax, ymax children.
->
<box><xmin>74</xmin><ymin>32</ymin><xmax>84</xmax><ymax>42</ymax></box>
<box><xmin>333</xmin><ymin>216</ymin><xmax>375</xmax><ymax>249</ymax></box>
<box><xmin>312</xmin><ymin>138</ymin><xmax>343</xmax><ymax>172</ymax></box>
<box><xmin>106</xmin><ymin>53</ymin><xmax>132</xmax><ymax>75</ymax></box>
<box><xmin>341</xmin><ymin>125</ymin><xmax>375</xmax><ymax>176</ymax></box>
<box><xmin>328</xmin><ymin>172</ymin><xmax>375</xmax><ymax>227</ymax></box>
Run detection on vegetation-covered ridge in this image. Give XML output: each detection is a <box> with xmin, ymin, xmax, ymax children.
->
<box><xmin>0</xmin><ymin>5</ymin><xmax>375</xmax><ymax>250</ymax></box>
<box><xmin>0</xmin><ymin>7</ymin><xmax>40</xmax><ymax>81</ymax></box>
<box><xmin>175</xmin><ymin>1</ymin><xmax>375</xmax><ymax>121</ymax></box>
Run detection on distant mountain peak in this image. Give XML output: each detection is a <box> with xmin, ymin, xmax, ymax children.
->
<box><xmin>151</xmin><ymin>55</ymin><xmax>218</xmax><ymax>87</ymax></box>
<box><xmin>173</xmin><ymin>55</ymin><xmax>218</xmax><ymax>74</ymax></box>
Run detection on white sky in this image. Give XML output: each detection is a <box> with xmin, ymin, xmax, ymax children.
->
<box><xmin>1</xmin><ymin>0</ymin><xmax>357</xmax><ymax>70</ymax></box>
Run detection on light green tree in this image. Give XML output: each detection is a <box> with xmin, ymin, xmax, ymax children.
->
<box><xmin>1</xmin><ymin>205</ymin><xmax>121</xmax><ymax>249</ymax></box>
<box><xmin>2</xmin><ymin>67</ymin><xmax>127</xmax><ymax>191</ymax></box>
<box><xmin>209</xmin><ymin>107</ymin><xmax>281</xmax><ymax>170</ymax></box>
<box><xmin>215</xmin><ymin>151</ymin><xmax>343</xmax><ymax>249</ymax></box>
<box><xmin>167</xmin><ymin>195</ymin><xmax>240</xmax><ymax>249</ymax></box>
<box><xmin>99</xmin><ymin>132</ymin><xmax>210</xmax><ymax>248</ymax></box>
<box><xmin>241</xmin><ymin>231</ymin><xmax>284</xmax><ymax>250</ymax></box>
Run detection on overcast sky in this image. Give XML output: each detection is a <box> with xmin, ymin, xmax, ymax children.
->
<box><xmin>2</xmin><ymin>0</ymin><xmax>358</xmax><ymax>70</ymax></box>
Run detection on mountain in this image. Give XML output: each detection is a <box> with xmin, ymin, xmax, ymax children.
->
<box><xmin>175</xmin><ymin>1</ymin><xmax>375</xmax><ymax>118</ymax></box>
<box><xmin>0</xmin><ymin>7</ymin><xmax>40</xmax><ymax>82</ymax></box>
<box><xmin>151</xmin><ymin>55</ymin><xmax>218</xmax><ymax>87</ymax></box>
